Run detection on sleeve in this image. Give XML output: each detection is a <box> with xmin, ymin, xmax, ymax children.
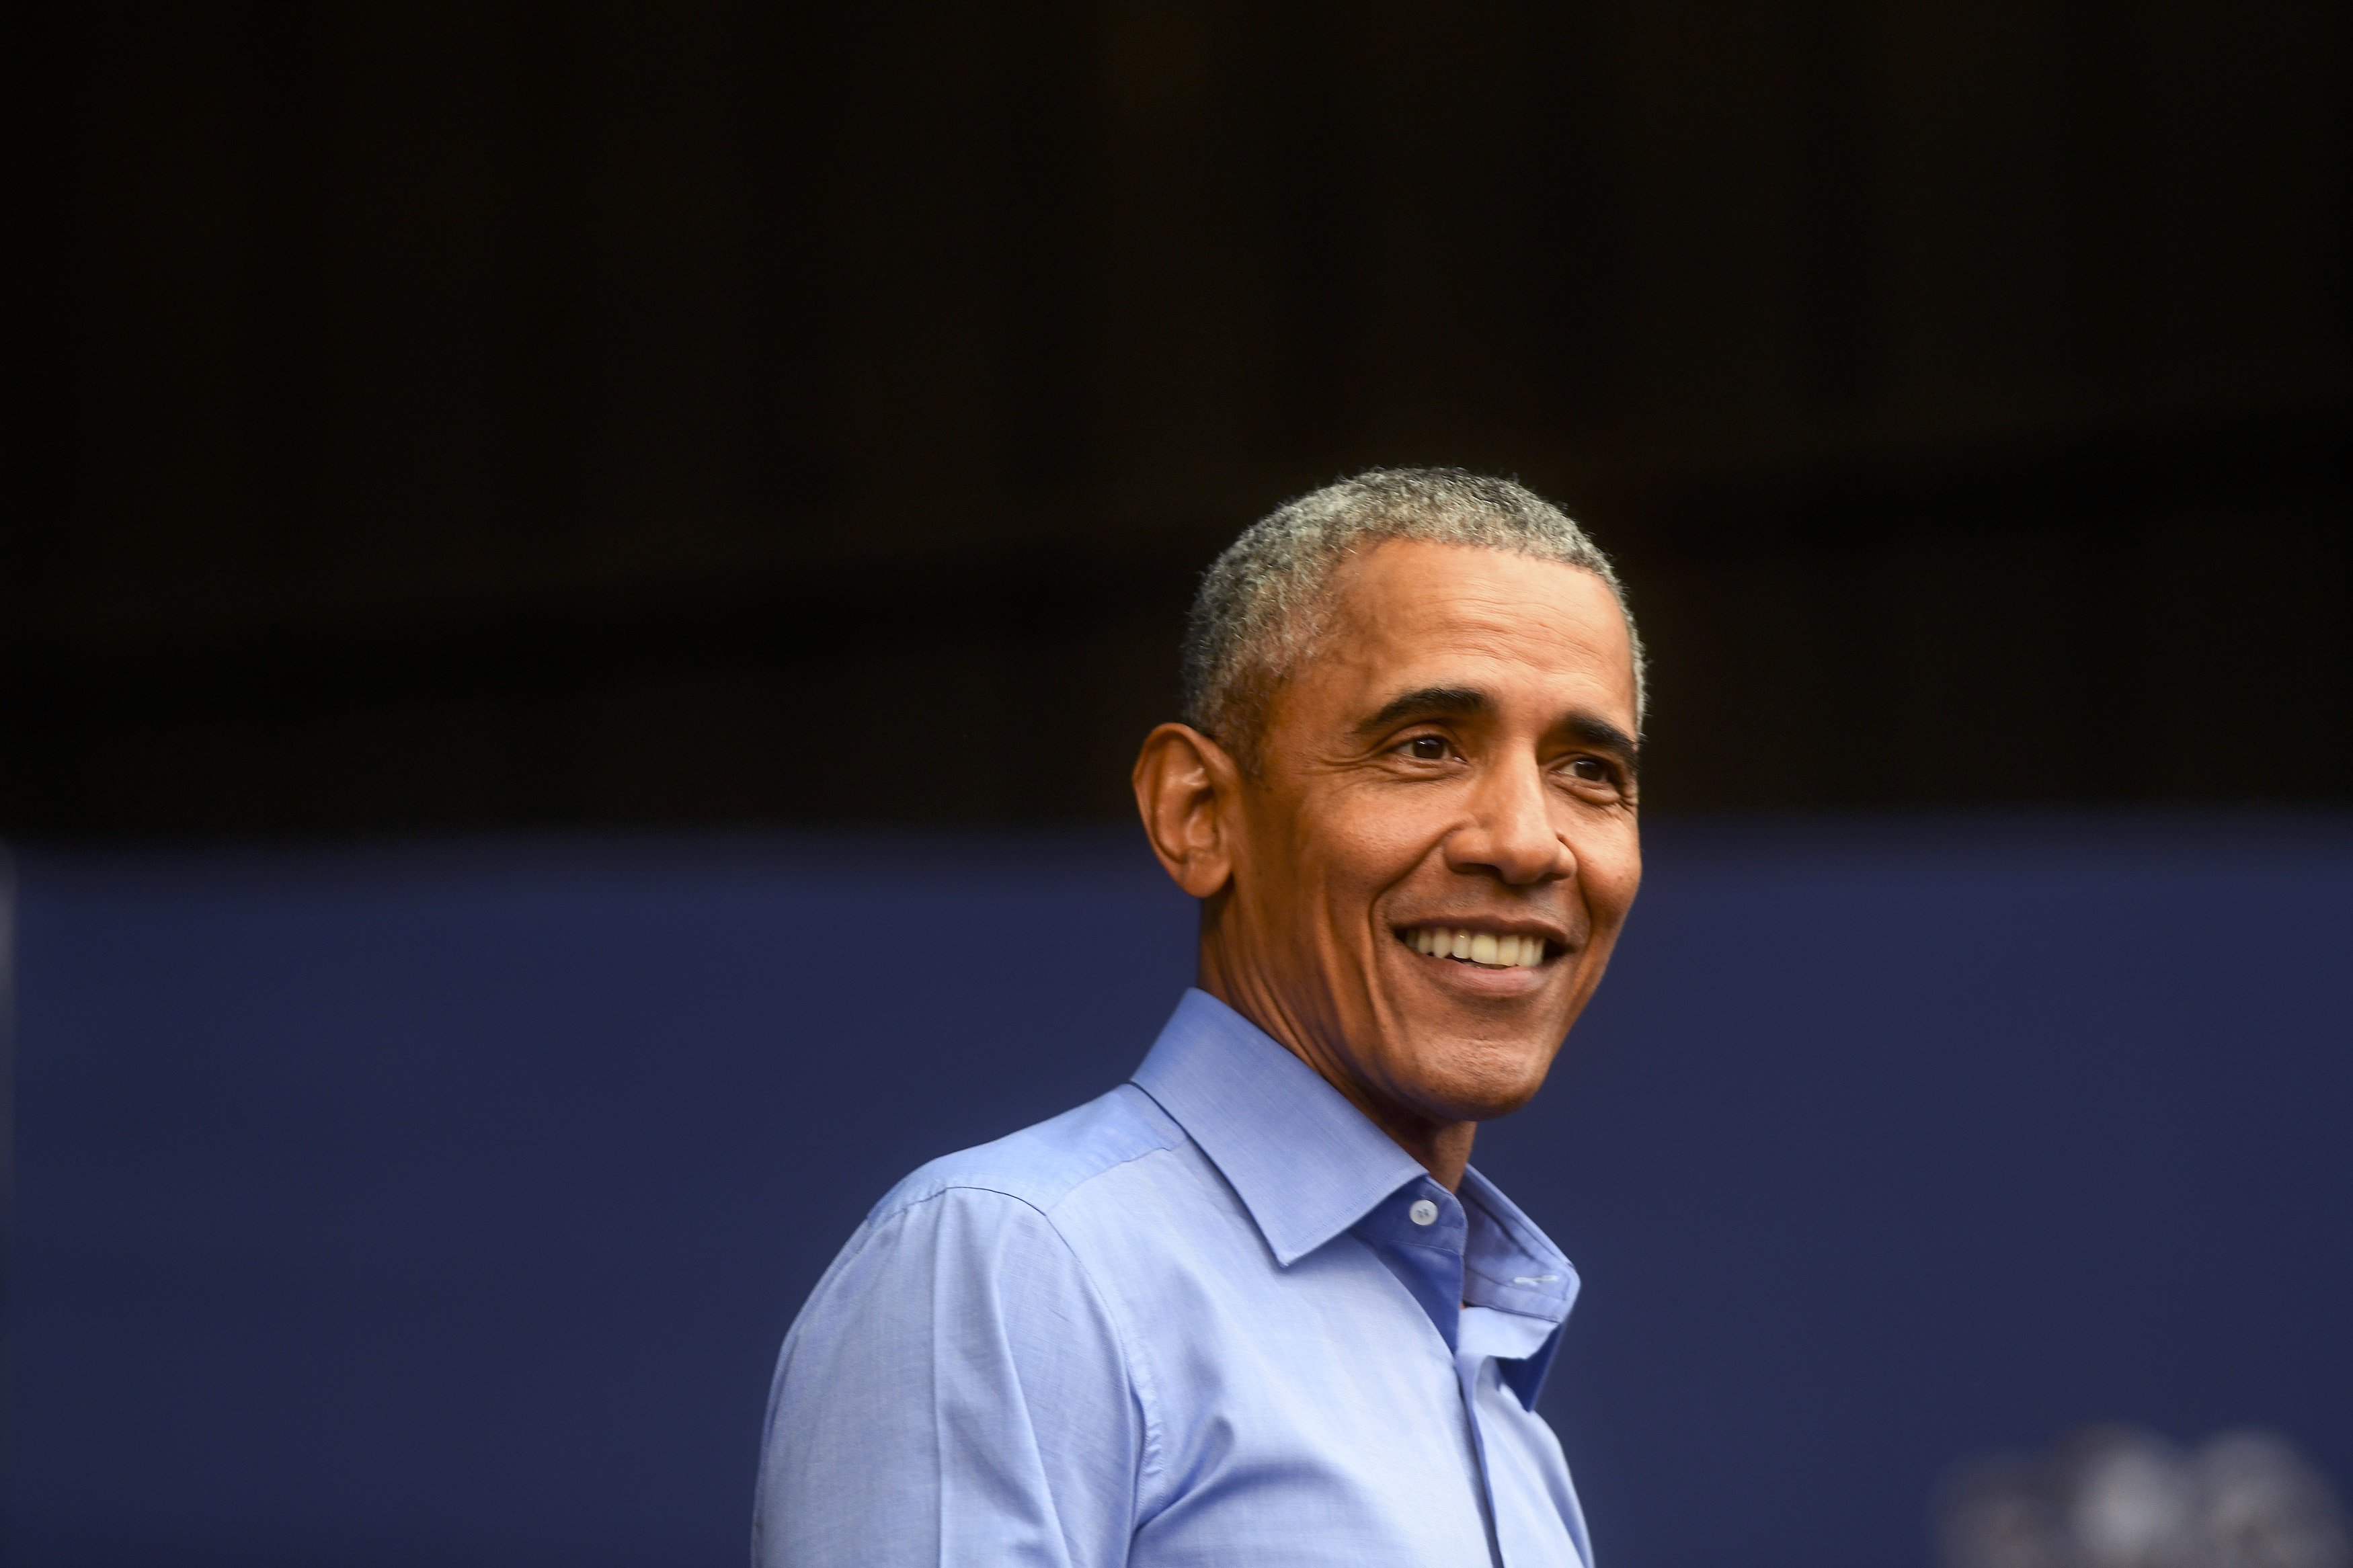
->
<box><xmin>752</xmin><ymin>1186</ymin><xmax>1146</xmax><ymax>1568</ymax></box>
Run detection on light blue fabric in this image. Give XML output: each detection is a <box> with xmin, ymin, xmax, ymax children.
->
<box><xmin>754</xmin><ymin>987</ymin><xmax>1592</xmax><ymax>1567</ymax></box>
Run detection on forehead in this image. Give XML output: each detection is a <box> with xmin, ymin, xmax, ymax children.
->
<box><xmin>1312</xmin><ymin>539</ymin><xmax>1638</xmax><ymax>722</ymax></box>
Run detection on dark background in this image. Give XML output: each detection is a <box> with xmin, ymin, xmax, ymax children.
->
<box><xmin>5</xmin><ymin>0</ymin><xmax>2349</xmax><ymax>838</ymax></box>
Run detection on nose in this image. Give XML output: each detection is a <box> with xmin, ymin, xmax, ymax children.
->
<box><xmin>1444</xmin><ymin>751</ymin><xmax>1573</xmax><ymax>886</ymax></box>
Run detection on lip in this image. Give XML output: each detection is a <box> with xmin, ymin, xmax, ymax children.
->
<box><xmin>1391</xmin><ymin>918</ymin><xmax>1573</xmax><ymax>952</ymax></box>
<box><xmin>1397</xmin><ymin>919</ymin><xmax>1567</xmax><ymax>944</ymax></box>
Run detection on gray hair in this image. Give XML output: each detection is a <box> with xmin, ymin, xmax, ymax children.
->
<box><xmin>1179</xmin><ymin>467</ymin><xmax>1646</xmax><ymax>759</ymax></box>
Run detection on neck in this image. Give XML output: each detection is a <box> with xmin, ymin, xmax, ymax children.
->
<box><xmin>1197</xmin><ymin>942</ymin><xmax>1476</xmax><ymax>1192</ymax></box>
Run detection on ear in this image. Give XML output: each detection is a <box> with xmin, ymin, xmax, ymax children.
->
<box><xmin>1131</xmin><ymin>723</ymin><xmax>1240</xmax><ymax>900</ymax></box>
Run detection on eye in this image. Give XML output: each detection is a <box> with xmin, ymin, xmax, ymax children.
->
<box><xmin>1566</xmin><ymin>755</ymin><xmax>1616</xmax><ymax>784</ymax></box>
<box><xmin>1404</xmin><ymin>735</ymin><xmax>1449</xmax><ymax>761</ymax></box>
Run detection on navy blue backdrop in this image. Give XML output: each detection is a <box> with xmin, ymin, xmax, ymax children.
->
<box><xmin>9</xmin><ymin>816</ymin><xmax>2351</xmax><ymax>1567</ymax></box>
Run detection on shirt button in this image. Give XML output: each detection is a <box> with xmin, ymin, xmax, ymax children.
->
<box><xmin>1409</xmin><ymin>1199</ymin><xmax>1438</xmax><ymax>1226</ymax></box>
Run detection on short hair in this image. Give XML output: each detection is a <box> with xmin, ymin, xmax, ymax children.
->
<box><xmin>1179</xmin><ymin>467</ymin><xmax>1645</xmax><ymax>761</ymax></box>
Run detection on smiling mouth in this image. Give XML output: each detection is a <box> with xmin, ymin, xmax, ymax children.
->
<box><xmin>1399</xmin><ymin>925</ymin><xmax>1550</xmax><ymax>969</ymax></box>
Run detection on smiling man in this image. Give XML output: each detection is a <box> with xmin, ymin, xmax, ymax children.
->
<box><xmin>754</xmin><ymin>469</ymin><xmax>1645</xmax><ymax>1568</ymax></box>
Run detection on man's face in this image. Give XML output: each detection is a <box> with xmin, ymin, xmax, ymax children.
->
<box><xmin>1222</xmin><ymin>539</ymin><xmax>1643</xmax><ymax>1126</ymax></box>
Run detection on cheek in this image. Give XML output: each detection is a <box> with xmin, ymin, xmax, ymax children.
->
<box><xmin>1311</xmin><ymin>788</ymin><xmax>1443</xmax><ymax>891</ymax></box>
<box><xmin>1585</xmin><ymin>846</ymin><xmax>1642</xmax><ymax>936</ymax></box>
<box><xmin>1564</xmin><ymin>820</ymin><xmax>1642</xmax><ymax>921</ymax></box>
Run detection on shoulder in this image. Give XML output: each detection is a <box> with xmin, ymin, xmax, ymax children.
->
<box><xmin>867</xmin><ymin>1080</ymin><xmax>1188</xmax><ymax>1229</ymax></box>
<box><xmin>762</xmin><ymin>1093</ymin><xmax>1168</xmax><ymax>1561</ymax></box>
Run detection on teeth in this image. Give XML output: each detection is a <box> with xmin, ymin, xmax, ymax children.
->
<box><xmin>1407</xmin><ymin>927</ymin><xmax>1546</xmax><ymax>968</ymax></box>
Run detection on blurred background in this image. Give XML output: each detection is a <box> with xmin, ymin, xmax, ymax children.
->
<box><xmin>6</xmin><ymin>0</ymin><xmax>2348</xmax><ymax>829</ymax></box>
<box><xmin>4</xmin><ymin>1</ymin><xmax>2350</xmax><ymax>1565</ymax></box>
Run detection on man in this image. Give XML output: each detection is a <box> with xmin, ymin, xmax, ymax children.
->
<box><xmin>755</xmin><ymin>468</ymin><xmax>1646</xmax><ymax>1567</ymax></box>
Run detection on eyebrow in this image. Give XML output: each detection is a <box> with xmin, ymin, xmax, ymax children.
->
<box><xmin>1356</xmin><ymin>684</ymin><xmax>1642</xmax><ymax>774</ymax></box>
<box><xmin>1355</xmin><ymin>686</ymin><xmax>1491</xmax><ymax>735</ymax></box>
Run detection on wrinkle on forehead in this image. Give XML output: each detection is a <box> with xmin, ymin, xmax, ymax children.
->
<box><xmin>1321</xmin><ymin>543</ymin><xmax>1639</xmax><ymax>724</ymax></box>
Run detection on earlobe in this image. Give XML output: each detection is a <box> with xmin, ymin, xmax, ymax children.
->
<box><xmin>1131</xmin><ymin>723</ymin><xmax>1236</xmax><ymax>900</ymax></box>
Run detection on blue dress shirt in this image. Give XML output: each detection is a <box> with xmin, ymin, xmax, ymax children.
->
<box><xmin>754</xmin><ymin>989</ymin><xmax>1592</xmax><ymax>1567</ymax></box>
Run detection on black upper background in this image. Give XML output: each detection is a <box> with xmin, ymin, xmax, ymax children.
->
<box><xmin>6</xmin><ymin>0</ymin><xmax>2348</xmax><ymax>838</ymax></box>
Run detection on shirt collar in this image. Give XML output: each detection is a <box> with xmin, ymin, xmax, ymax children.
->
<box><xmin>1130</xmin><ymin>990</ymin><xmax>1583</xmax><ymax>1320</ymax></box>
<box><xmin>1131</xmin><ymin>989</ymin><xmax>1428</xmax><ymax>1267</ymax></box>
<box><xmin>1131</xmin><ymin>989</ymin><xmax>1581</xmax><ymax>1409</ymax></box>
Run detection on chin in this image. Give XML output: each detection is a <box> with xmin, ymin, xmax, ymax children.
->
<box><xmin>1394</xmin><ymin>1034</ymin><xmax>1559</xmax><ymax>1122</ymax></box>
